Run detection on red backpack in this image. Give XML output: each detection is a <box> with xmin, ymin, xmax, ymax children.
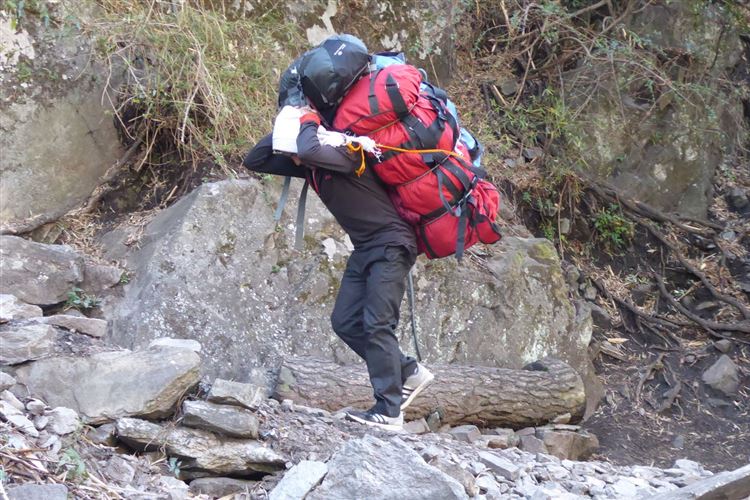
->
<box><xmin>333</xmin><ymin>64</ymin><xmax>501</xmax><ymax>260</ymax></box>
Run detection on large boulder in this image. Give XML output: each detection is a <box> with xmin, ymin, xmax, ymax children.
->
<box><xmin>409</xmin><ymin>236</ymin><xmax>591</xmax><ymax>374</ymax></box>
<box><xmin>307</xmin><ymin>435</ymin><xmax>468</xmax><ymax>500</ymax></box>
<box><xmin>0</xmin><ymin>6</ymin><xmax>123</xmax><ymax>233</ymax></box>
<box><xmin>232</xmin><ymin>0</ymin><xmax>464</xmax><ymax>84</ymax></box>
<box><xmin>0</xmin><ymin>236</ymin><xmax>84</xmax><ymax>305</ymax></box>
<box><xmin>566</xmin><ymin>3</ymin><xmax>744</xmax><ymax>218</ymax></box>
<box><xmin>12</xmin><ymin>346</ymin><xmax>201</xmax><ymax>424</ymax></box>
<box><xmin>106</xmin><ymin>179</ymin><xmax>591</xmax><ymax>382</ymax></box>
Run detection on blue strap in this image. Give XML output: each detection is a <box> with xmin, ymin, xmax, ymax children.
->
<box><xmin>274</xmin><ymin>176</ymin><xmax>292</xmax><ymax>222</ymax></box>
<box><xmin>294</xmin><ymin>181</ymin><xmax>309</xmax><ymax>251</ymax></box>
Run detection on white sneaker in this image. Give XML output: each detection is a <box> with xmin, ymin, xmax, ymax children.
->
<box><xmin>401</xmin><ymin>363</ymin><xmax>434</xmax><ymax>411</ymax></box>
<box><xmin>346</xmin><ymin>409</ymin><xmax>404</xmax><ymax>431</ymax></box>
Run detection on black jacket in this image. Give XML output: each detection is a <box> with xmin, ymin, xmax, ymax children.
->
<box><xmin>243</xmin><ymin>123</ymin><xmax>416</xmax><ymax>254</ymax></box>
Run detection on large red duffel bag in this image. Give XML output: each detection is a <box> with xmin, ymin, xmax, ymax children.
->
<box><xmin>333</xmin><ymin>64</ymin><xmax>501</xmax><ymax>259</ymax></box>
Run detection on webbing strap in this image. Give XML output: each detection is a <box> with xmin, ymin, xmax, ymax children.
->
<box><xmin>419</xmin><ymin>223</ymin><xmax>439</xmax><ymax>258</ymax></box>
<box><xmin>385</xmin><ymin>74</ymin><xmax>442</xmax><ymax>151</ymax></box>
<box><xmin>274</xmin><ymin>176</ymin><xmax>292</xmax><ymax>222</ymax></box>
<box><xmin>436</xmin><ymin>169</ymin><xmax>455</xmax><ymax>214</ymax></box>
<box><xmin>455</xmin><ymin>202</ymin><xmax>468</xmax><ymax>262</ymax></box>
<box><xmin>440</xmin><ymin>159</ymin><xmax>474</xmax><ymax>193</ymax></box>
<box><xmin>294</xmin><ymin>180</ymin><xmax>309</xmax><ymax>250</ymax></box>
<box><xmin>368</xmin><ymin>68</ymin><xmax>384</xmax><ymax>116</ymax></box>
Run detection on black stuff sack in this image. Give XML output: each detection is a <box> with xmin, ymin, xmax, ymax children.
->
<box><xmin>298</xmin><ymin>34</ymin><xmax>370</xmax><ymax>113</ymax></box>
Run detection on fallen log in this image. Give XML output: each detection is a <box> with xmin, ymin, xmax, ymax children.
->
<box><xmin>273</xmin><ymin>357</ymin><xmax>585</xmax><ymax>428</ymax></box>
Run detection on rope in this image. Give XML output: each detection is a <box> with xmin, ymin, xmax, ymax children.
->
<box><xmin>346</xmin><ymin>141</ymin><xmax>467</xmax><ymax>177</ymax></box>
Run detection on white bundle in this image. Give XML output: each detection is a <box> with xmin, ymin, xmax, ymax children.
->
<box><xmin>272</xmin><ymin>105</ymin><xmax>380</xmax><ymax>157</ymax></box>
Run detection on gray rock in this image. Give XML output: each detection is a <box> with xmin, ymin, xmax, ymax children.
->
<box><xmin>269</xmin><ymin>460</ymin><xmax>328</xmax><ymax>500</ymax></box>
<box><xmin>158</xmin><ymin>476</ymin><xmax>190</xmax><ymax>500</ymax></box>
<box><xmin>475</xmin><ymin>475</ymin><xmax>503</xmax><ymax>499</ymax></box>
<box><xmin>189</xmin><ymin>477</ymin><xmax>257</xmax><ymax>497</ymax></box>
<box><xmin>208</xmin><ymin>378</ymin><xmax>265</xmax><ymax>409</ymax></box>
<box><xmin>46</xmin><ymin>407</ymin><xmax>79</xmax><ymax>435</ymax></box>
<box><xmin>553</xmin><ymin>413</ymin><xmax>571</xmax><ymax>424</ymax></box>
<box><xmin>726</xmin><ymin>187</ymin><xmax>749</xmax><ymax>210</ymax></box>
<box><xmin>559</xmin><ymin>218</ymin><xmax>571</xmax><ymax>235</ymax></box>
<box><xmin>36</xmin><ymin>314</ymin><xmax>107</xmax><ymax>338</ymax></box>
<box><xmin>13</xmin><ymin>346</ymin><xmax>200</xmax><ymax>424</ymax></box>
<box><xmin>523</xmin><ymin>147</ymin><xmax>544</xmax><ymax>160</ymax></box>
<box><xmin>0</xmin><ymin>294</ymin><xmax>43</xmax><ymax>321</ymax></box>
<box><xmin>702</xmin><ymin>355</ymin><xmax>740</xmax><ymax>396</ymax></box>
<box><xmin>181</xmin><ymin>400</ymin><xmax>259</xmax><ymax>438</ymax></box>
<box><xmin>35</xmin><ymin>417</ymin><xmax>49</xmax><ymax>432</ymax></box>
<box><xmin>485</xmin><ymin>432</ymin><xmax>520</xmax><ymax>450</ymax></box>
<box><xmin>404</xmin><ymin>418</ymin><xmax>431</xmax><ymax>434</ymax></box>
<box><xmin>25</xmin><ymin>399</ymin><xmax>46</xmax><ymax>416</ymax></box>
<box><xmin>82</xmin><ymin>263</ymin><xmax>123</xmax><ymax>294</ymax></box>
<box><xmin>713</xmin><ymin>339</ymin><xmax>734</xmax><ymax>354</ymax></box>
<box><xmin>583</xmin><ymin>286</ymin><xmax>597</xmax><ymax>301</ymax></box>
<box><xmin>0</xmin><ymin>400</ymin><xmax>38</xmax><ymax>437</ymax></box>
<box><xmin>449</xmin><ymin>425</ymin><xmax>481</xmax><ymax>443</ymax></box>
<box><xmin>6</xmin><ymin>483</ymin><xmax>68</xmax><ymax>500</ymax></box>
<box><xmin>104</xmin><ymin>455</ymin><xmax>136</xmax><ymax>485</ymax></box>
<box><xmin>420</xmin><ymin>445</ymin><xmax>442</xmax><ymax>463</ymax></box>
<box><xmin>538</xmin><ymin>430</ymin><xmax>599</xmax><ymax>460</ymax></box>
<box><xmin>426</xmin><ymin>411</ymin><xmax>442</xmax><ymax>432</ymax></box>
<box><xmin>307</xmin><ymin>435</ymin><xmax>468</xmax><ymax>499</ymax></box>
<box><xmin>108</xmin><ymin>180</ymin><xmax>591</xmax><ymax>380</ymax></box>
<box><xmin>1</xmin><ymin>390</ymin><xmax>25</xmax><ymax>410</ymax></box>
<box><xmin>649</xmin><ymin>463</ymin><xmax>750</xmax><ymax>500</ymax></box>
<box><xmin>0</xmin><ymin>371</ymin><xmax>16</xmax><ymax>391</ymax></box>
<box><xmin>674</xmin><ymin>459</ymin><xmax>711</xmax><ymax>477</ymax></box>
<box><xmin>500</xmin><ymin>79</ymin><xmax>519</xmax><ymax>96</ymax></box>
<box><xmin>589</xmin><ymin>304</ymin><xmax>612</xmax><ymax>328</ymax></box>
<box><xmin>149</xmin><ymin>337</ymin><xmax>202</xmax><ymax>352</ymax></box>
<box><xmin>88</xmin><ymin>423</ymin><xmax>117</xmax><ymax>446</ymax></box>
<box><xmin>477</xmin><ymin>451</ymin><xmax>521</xmax><ymax>481</ymax></box>
<box><xmin>520</xmin><ymin>435</ymin><xmax>549</xmax><ymax>454</ymax></box>
<box><xmin>430</xmin><ymin>458</ymin><xmax>479</xmax><ymax>497</ymax></box>
<box><xmin>0</xmin><ymin>323</ymin><xmax>57</xmax><ymax>365</ymax></box>
<box><xmin>115</xmin><ymin>417</ymin><xmax>285</xmax><ymax>477</ymax></box>
<box><xmin>0</xmin><ymin>236</ymin><xmax>83</xmax><ymax>305</ymax></box>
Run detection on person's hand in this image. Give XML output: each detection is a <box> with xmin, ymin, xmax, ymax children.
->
<box><xmin>299</xmin><ymin>111</ymin><xmax>320</xmax><ymax>125</ymax></box>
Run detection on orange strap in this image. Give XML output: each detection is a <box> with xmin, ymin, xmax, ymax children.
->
<box><xmin>346</xmin><ymin>142</ymin><xmax>465</xmax><ymax>178</ymax></box>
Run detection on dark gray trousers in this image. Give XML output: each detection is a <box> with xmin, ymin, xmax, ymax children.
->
<box><xmin>331</xmin><ymin>245</ymin><xmax>418</xmax><ymax>417</ymax></box>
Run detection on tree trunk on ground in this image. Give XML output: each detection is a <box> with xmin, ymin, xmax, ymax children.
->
<box><xmin>273</xmin><ymin>357</ymin><xmax>585</xmax><ymax>428</ymax></box>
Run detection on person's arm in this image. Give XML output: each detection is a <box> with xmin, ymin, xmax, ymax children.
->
<box><xmin>296</xmin><ymin>116</ymin><xmax>359</xmax><ymax>174</ymax></box>
<box><xmin>242</xmin><ymin>133</ymin><xmax>306</xmax><ymax>179</ymax></box>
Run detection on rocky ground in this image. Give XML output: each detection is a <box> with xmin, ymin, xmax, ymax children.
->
<box><xmin>1</xmin><ymin>242</ymin><xmax>750</xmax><ymax>499</ymax></box>
<box><xmin>2</xmin><ymin>334</ymin><xmax>749</xmax><ymax>500</ymax></box>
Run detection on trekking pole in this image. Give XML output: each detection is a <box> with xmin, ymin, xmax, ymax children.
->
<box><xmin>407</xmin><ymin>268</ymin><xmax>422</xmax><ymax>362</ymax></box>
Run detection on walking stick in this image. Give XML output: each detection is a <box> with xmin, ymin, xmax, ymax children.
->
<box><xmin>407</xmin><ymin>268</ymin><xmax>422</xmax><ymax>361</ymax></box>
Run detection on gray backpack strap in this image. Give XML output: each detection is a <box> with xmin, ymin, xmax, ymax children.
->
<box><xmin>294</xmin><ymin>180</ymin><xmax>309</xmax><ymax>250</ymax></box>
<box><xmin>274</xmin><ymin>176</ymin><xmax>292</xmax><ymax>222</ymax></box>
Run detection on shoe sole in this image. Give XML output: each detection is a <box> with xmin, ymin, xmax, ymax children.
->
<box><xmin>346</xmin><ymin>412</ymin><xmax>403</xmax><ymax>432</ymax></box>
<box><xmin>400</xmin><ymin>371</ymin><xmax>435</xmax><ymax>411</ymax></box>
